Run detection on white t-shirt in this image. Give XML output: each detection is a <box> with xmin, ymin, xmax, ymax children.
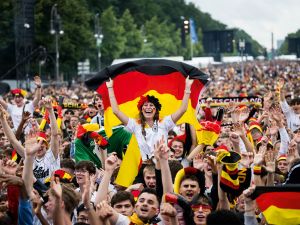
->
<box><xmin>125</xmin><ymin>115</ymin><xmax>175</xmax><ymax>161</ymax></box>
<box><xmin>33</xmin><ymin>149</ymin><xmax>60</xmax><ymax>183</ymax></box>
<box><xmin>7</xmin><ymin>101</ymin><xmax>35</xmax><ymax>130</ymax></box>
<box><xmin>280</xmin><ymin>100</ymin><xmax>300</xmax><ymax>132</ymax></box>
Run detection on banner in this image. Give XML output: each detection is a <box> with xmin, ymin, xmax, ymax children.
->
<box><xmin>199</xmin><ymin>96</ymin><xmax>263</xmax><ymax>107</ymax></box>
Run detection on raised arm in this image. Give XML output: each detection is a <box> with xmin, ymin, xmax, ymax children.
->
<box><xmin>171</xmin><ymin>76</ymin><xmax>194</xmax><ymax>123</ymax></box>
<box><xmin>0</xmin><ymin>104</ymin><xmax>25</xmax><ymax>158</ymax></box>
<box><xmin>23</xmin><ymin>134</ymin><xmax>43</xmax><ymax>199</ymax></box>
<box><xmin>32</xmin><ymin>76</ymin><xmax>42</xmax><ymax>107</ymax></box>
<box><xmin>154</xmin><ymin>137</ymin><xmax>173</xmax><ymax>194</ymax></box>
<box><xmin>106</xmin><ymin>79</ymin><xmax>129</xmax><ymax>125</ymax></box>
<box><xmin>0</xmin><ymin>98</ymin><xmax>8</xmax><ymax>110</ymax></box>
<box><xmin>95</xmin><ymin>154</ymin><xmax>118</xmax><ymax>205</ymax></box>
<box><xmin>41</xmin><ymin>98</ymin><xmax>59</xmax><ymax>159</ymax></box>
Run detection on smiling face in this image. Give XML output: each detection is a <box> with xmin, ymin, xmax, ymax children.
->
<box><xmin>14</xmin><ymin>95</ymin><xmax>24</xmax><ymax>107</ymax></box>
<box><xmin>36</xmin><ymin>141</ymin><xmax>48</xmax><ymax>159</ymax></box>
<box><xmin>141</xmin><ymin>102</ymin><xmax>157</xmax><ymax>120</ymax></box>
<box><xmin>171</xmin><ymin>140</ymin><xmax>184</xmax><ymax>158</ymax></box>
<box><xmin>135</xmin><ymin>192</ymin><xmax>159</xmax><ymax>221</ymax></box>
<box><xmin>179</xmin><ymin>178</ymin><xmax>200</xmax><ymax>202</ymax></box>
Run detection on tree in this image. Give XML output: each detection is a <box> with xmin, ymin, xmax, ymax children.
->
<box><xmin>141</xmin><ymin>17</ymin><xmax>181</xmax><ymax>57</ymax></box>
<box><xmin>35</xmin><ymin>0</ymin><xmax>96</xmax><ymax>78</ymax></box>
<box><xmin>100</xmin><ymin>7</ymin><xmax>126</xmax><ymax>65</ymax></box>
<box><xmin>119</xmin><ymin>9</ymin><xmax>143</xmax><ymax>58</ymax></box>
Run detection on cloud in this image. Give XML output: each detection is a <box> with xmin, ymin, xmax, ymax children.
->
<box><xmin>188</xmin><ymin>0</ymin><xmax>300</xmax><ymax>49</ymax></box>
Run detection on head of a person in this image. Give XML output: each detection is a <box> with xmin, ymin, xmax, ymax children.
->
<box><xmin>170</xmin><ymin>139</ymin><xmax>185</xmax><ymax>159</ymax></box>
<box><xmin>36</xmin><ymin>132</ymin><xmax>49</xmax><ymax>159</ymax></box>
<box><xmin>179</xmin><ymin>173</ymin><xmax>205</xmax><ymax>202</ymax></box>
<box><xmin>11</xmin><ymin>89</ymin><xmax>26</xmax><ymax>107</ymax></box>
<box><xmin>60</xmin><ymin>158</ymin><xmax>76</xmax><ymax>176</ymax></box>
<box><xmin>249</xmin><ymin>121</ymin><xmax>263</xmax><ymax>141</ymax></box>
<box><xmin>290</xmin><ymin>98</ymin><xmax>300</xmax><ymax>114</ymax></box>
<box><xmin>143</xmin><ymin>164</ymin><xmax>156</xmax><ymax>189</ymax></box>
<box><xmin>138</xmin><ymin>95</ymin><xmax>161</xmax><ymax>121</ymax></box>
<box><xmin>167</xmin><ymin>130</ymin><xmax>177</xmax><ymax>142</ymax></box>
<box><xmin>75</xmin><ymin>161</ymin><xmax>96</xmax><ymax>185</ymax></box>
<box><xmin>206</xmin><ymin>210</ymin><xmax>243</xmax><ymax>225</ymax></box>
<box><xmin>45</xmin><ymin>184</ymin><xmax>80</xmax><ymax>220</ymax></box>
<box><xmin>191</xmin><ymin>195</ymin><xmax>213</xmax><ymax>225</ymax></box>
<box><xmin>135</xmin><ymin>188</ymin><xmax>160</xmax><ymax>222</ymax></box>
<box><xmin>64</xmin><ymin>109</ymin><xmax>74</xmax><ymax>121</ymax></box>
<box><xmin>111</xmin><ymin>191</ymin><xmax>135</xmax><ymax>216</ymax></box>
<box><xmin>277</xmin><ymin>155</ymin><xmax>288</xmax><ymax>174</ymax></box>
<box><xmin>76</xmin><ymin>203</ymin><xmax>95</xmax><ymax>224</ymax></box>
<box><xmin>93</xmin><ymin>94</ymin><xmax>103</xmax><ymax>111</ymax></box>
<box><xmin>70</xmin><ymin>115</ymin><xmax>79</xmax><ymax>128</ymax></box>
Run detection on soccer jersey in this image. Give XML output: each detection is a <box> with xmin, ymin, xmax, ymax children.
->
<box><xmin>33</xmin><ymin>149</ymin><xmax>60</xmax><ymax>184</ymax></box>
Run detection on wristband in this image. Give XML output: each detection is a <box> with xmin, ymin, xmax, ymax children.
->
<box><xmin>185</xmin><ymin>90</ymin><xmax>191</xmax><ymax>94</ymax></box>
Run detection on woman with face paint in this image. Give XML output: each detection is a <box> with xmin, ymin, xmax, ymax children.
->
<box><xmin>106</xmin><ymin>77</ymin><xmax>193</xmax><ymax>161</ymax></box>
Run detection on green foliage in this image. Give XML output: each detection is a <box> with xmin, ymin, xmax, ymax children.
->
<box><xmin>0</xmin><ymin>0</ymin><xmax>266</xmax><ymax>80</ymax></box>
<box><xmin>119</xmin><ymin>10</ymin><xmax>143</xmax><ymax>58</ymax></box>
<box><xmin>278</xmin><ymin>29</ymin><xmax>300</xmax><ymax>55</ymax></box>
<box><xmin>100</xmin><ymin>7</ymin><xmax>126</xmax><ymax>64</ymax></box>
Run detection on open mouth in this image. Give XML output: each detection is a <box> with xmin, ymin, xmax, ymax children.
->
<box><xmin>149</xmin><ymin>184</ymin><xmax>156</xmax><ymax>189</ymax></box>
<box><xmin>140</xmin><ymin>207</ymin><xmax>148</xmax><ymax>213</ymax></box>
<box><xmin>186</xmin><ymin>192</ymin><xmax>194</xmax><ymax>198</ymax></box>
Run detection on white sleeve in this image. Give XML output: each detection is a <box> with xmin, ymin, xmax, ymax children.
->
<box><xmin>162</xmin><ymin>115</ymin><xmax>176</xmax><ymax>131</ymax></box>
<box><xmin>280</xmin><ymin>100</ymin><xmax>292</xmax><ymax>115</ymax></box>
<box><xmin>115</xmin><ymin>213</ymin><xmax>130</xmax><ymax>225</ymax></box>
<box><xmin>124</xmin><ymin>118</ymin><xmax>135</xmax><ymax>134</ymax></box>
<box><xmin>7</xmin><ymin>103</ymin><xmax>13</xmax><ymax>114</ymax></box>
<box><xmin>278</xmin><ymin>127</ymin><xmax>291</xmax><ymax>155</ymax></box>
<box><xmin>239</xmin><ymin>137</ymin><xmax>247</xmax><ymax>153</ymax></box>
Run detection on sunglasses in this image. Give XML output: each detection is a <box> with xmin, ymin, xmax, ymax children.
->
<box><xmin>191</xmin><ymin>204</ymin><xmax>212</xmax><ymax>212</ymax></box>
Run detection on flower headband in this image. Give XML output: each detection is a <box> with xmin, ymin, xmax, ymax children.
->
<box><xmin>137</xmin><ymin>95</ymin><xmax>162</xmax><ymax>111</ymax></box>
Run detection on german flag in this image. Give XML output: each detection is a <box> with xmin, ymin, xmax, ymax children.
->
<box><xmin>251</xmin><ymin>185</ymin><xmax>300</xmax><ymax>225</ymax></box>
<box><xmin>85</xmin><ymin>59</ymin><xmax>209</xmax><ymax>136</ymax></box>
<box><xmin>86</xmin><ymin>59</ymin><xmax>209</xmax><ymax>187</ymax></box>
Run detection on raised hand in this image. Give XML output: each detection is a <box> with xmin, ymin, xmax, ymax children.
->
<box><xmin>0</xmin><ymin>173</ymin><xmax>24</xmax><ymax>187</ymax></box>
<box><xmin>154</xmin><ymin>136</ymin><xmax>169</xmax><ymax>160</ymax></box>
<box><xmin>233</xmin><ymin>122</ymin><xmax>246</xmax><ymax>136</ymax></box>
<box><xmin>185</xmin><ymin>76</ymin><xmax>194</xmax><ymax>91</ymax></box>
<box><xmin>106</xmin><ymin>78</ymin><xmax>113</xmax><ymax>89</ymax></box>
<box><xmin>31</xmin><ymin>189</ymin><xmax>43</xmax><ymax>215</ymax></box>
<box><xmin>0</xmin><ymin>104</ymin><xmax>8</xmax><ymax>119</ymax></box>
<box><xmin>51</xmin><ymin>176</ymin><xmax>62</xmax><ymax>199</ymax></box>
<box><xmin>34</xmin><ymin>76</ymin><xmax>42</xmax><ymax>88</ymax></box>
<box><xmin>39</xmin><ymin>97</ymin><xmax>53</xmax><ymax>110</ymax></box>
<box><xmin>264</xmin><ymin>151</ymin><xmax>275</xmax><ymax>173</ymax></box>
<box><xmin>1</xmin><ymin>159</ymin><xmax>18</xmax><ymax>175</ymax></box>
<box><xmin>253</xmin><ymin>145</ymin><xmax>266</xmax><ymax>166</ymax></box>
<box><xmin>24</xmin><ymin>131</ymin><xmax>43</xmax><ymax>157</ymax></box>
<box><xmin>193</xmin><ymin>153</ymin><xmax>205</xmax><ymax>171</ymax></box>
<box><xmin>104</xmin><ymin>153</ymin><xmax>119</xmax><ymax>173</ymax></box>
<box><xmin>160</xmin><ymin>202</ymin><xmax>177</xmax><ymax>218</ymax></box>
<box><xmin>96</xmin><ymin>201</ymin><xmax>113</xmax><ymax>220</ymax></box>
<box><xmin>229</xmin><ymin>132</ymin><xmax>240</xmax><ymax>144</ymax></box>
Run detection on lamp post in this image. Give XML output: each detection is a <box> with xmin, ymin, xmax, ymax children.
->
<box><xmin>239</xmin><ymin>39</ymin><xmax>245</xmax><ymax>80</ymax></box>
<box><xmin>50</xmin><ymin>4</ymin><xmax>64</xmax><ymax>85</ymax></box>
<box><xmin>94</xmin><ymin>13</ymin><xmax>103</xmax><ymax>72</ymax></box>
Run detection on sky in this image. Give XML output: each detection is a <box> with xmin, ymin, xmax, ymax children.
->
<box><xmin>187</xmin><ymin>0</ymin><xmax>300</xmax><ymax>50</ymax></box>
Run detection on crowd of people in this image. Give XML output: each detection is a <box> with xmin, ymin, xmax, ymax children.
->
<box><xmin>0</xmin><ymin>59</ymin><xmax>299</xmax><ymax>225</ymax></box>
